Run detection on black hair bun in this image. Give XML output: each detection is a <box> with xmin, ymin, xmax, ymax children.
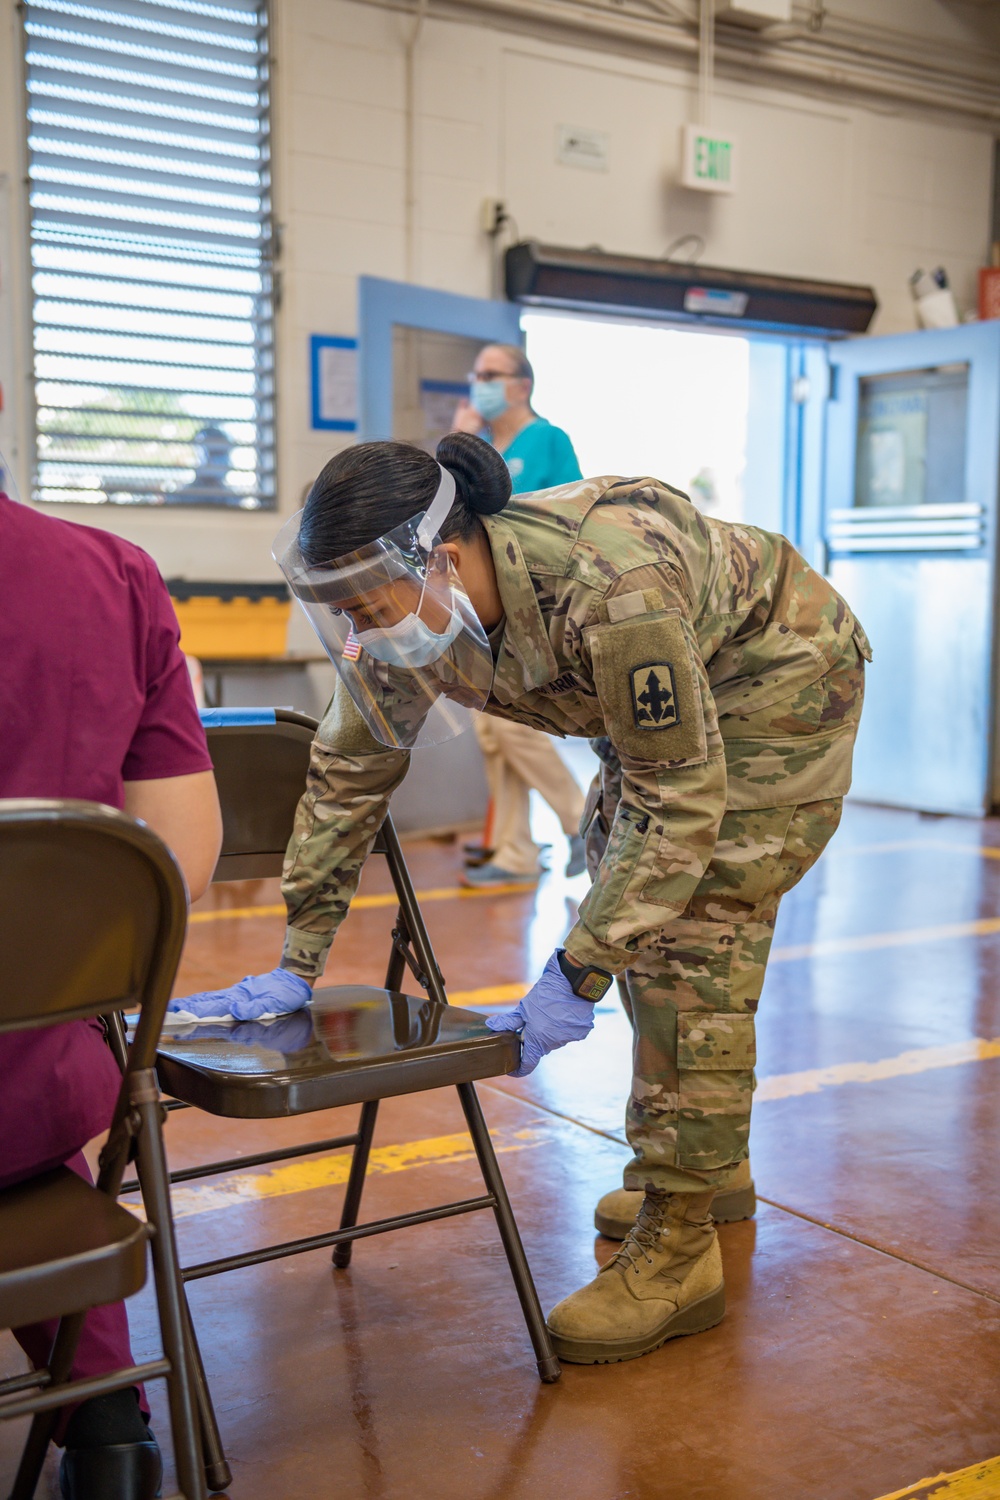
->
<box><xmin>436</xmin><ymin>432</ymin><xmax>511</xmax><ymax>516</ymax></box>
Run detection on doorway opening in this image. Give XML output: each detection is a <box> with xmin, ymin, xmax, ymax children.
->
<box><xmin>519</xmin><ymin>310</ymin><xmax>754</xmax><ymax>864</ymax></box>
<box><xmin>522</xmin><ymin>311</ymin><xmax>750</xmax><ymax>522</ymax></box>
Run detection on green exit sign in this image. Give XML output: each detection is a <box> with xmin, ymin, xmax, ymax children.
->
<box><xmin>681</xmin><ymin>125</ymin><xmax>738</xmax><ymax>194</ymax></box>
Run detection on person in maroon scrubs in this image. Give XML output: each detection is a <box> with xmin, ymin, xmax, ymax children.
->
<box><xmin>0</xmin><ymin>477</ymin><xmax>222</xmax><ymax>1500</ymax></box>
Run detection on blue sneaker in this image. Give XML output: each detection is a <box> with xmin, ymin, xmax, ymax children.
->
<box><xmin>565</xmin><ymin>835</ymin><xmax>587</xmax><ymax>878</ymax></box>
<box><xmin>460</xmin><ymin>862</ymin><xmax>540</xmax><ymax>890</ymax></box>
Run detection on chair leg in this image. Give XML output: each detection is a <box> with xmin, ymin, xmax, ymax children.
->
<box><xmin>180</xmin><ymin>1290</ymin><xmax>232</xmax><ymax>1494</ymax></box>
<box><xmin>103</xmin><ymin>1009</ymin><xmax>130</xmax><ymax>1074</ymax></box>
<box><xmin>8</xmin><ymin>1312</ymin><xmax>86</xmax><ymax>1500</ymax></box>
<box><xmin>133</xmin><ymin>1099</ymin><xmax>209</xmax><ymax>1500</ymax></box>
<box><xmin>455</xmin><ymin>1082</ymin><xmax>562</xmax><ymax>1384</ymax></box>
<box><xmin>332</xmin><ymin>1099</ymin><xmax>379</xmax><ymax>1269</ymax></box>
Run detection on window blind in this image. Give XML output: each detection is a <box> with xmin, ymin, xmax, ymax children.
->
<box><xmin>22</xmin><ymin>0</ymin><xmax>275</xmax><ymax>509</ymax></box>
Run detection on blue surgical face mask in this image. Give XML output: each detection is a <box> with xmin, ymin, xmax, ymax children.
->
<box><xmin>470</xmin><ymin>379</ymin><xmax>509</xmax><ymax>422</ymax></box>
<box><xmin>357</xmin><ymin>608</ymin><xmax>465</xmax><ymax>669</ymax></box>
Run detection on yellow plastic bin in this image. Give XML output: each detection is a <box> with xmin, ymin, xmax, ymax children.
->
<box><xmin>167</xmin><ymin>580</ymin><xmax>291</xmax><ymax>658</ymax></box>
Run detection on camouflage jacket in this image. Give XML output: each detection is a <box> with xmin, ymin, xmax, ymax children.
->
<box><xmin>281</xmin><ymin>478</ymin><xmax>870</xmax><ymax>980</ymax></box>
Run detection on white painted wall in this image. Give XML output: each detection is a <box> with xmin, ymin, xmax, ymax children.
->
<box><xmin>0</xmin><ymin>0</ymin><xmax>996</xmax><ymax>584</ymax></box>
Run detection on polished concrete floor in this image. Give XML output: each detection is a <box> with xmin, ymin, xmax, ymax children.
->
<box><xmin>4</xmin><ymin>800</ymin><xmax>1000</xmax><ymax>1499</ymax></box>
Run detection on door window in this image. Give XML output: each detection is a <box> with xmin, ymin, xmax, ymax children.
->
<box><xmin>854</xmin><ymin>365</ymin><xmax>969</xmax><ymax>511</ymax></box>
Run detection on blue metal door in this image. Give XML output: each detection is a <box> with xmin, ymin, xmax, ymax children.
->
<box><xmin>355</xmin><ymin>278</ymin><xmax>523</xmax><ymax>833</ymax></box>
<box><xmin>814</xmin><ymin>322</ymin><xmax>1000</xmax><ymax>815</ymax></box>
<box><xmin>357</xmin><ymin>277</ymin><xmax>523</xmax><ymax>442</ymax></box>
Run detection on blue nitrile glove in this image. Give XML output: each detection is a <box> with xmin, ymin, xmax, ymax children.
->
<box><xmin>166</xmin><ymin>968</ymin><xmax>312</xmax><ymax>1024</ymax></box>
<box><xmin>485</xmin><ymin>951</ymin><xmax>596</xmax><ymax>1077</ymax></box>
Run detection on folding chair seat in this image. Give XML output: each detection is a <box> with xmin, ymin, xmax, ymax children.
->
<box><xmin>156</xmin><ymin>985</ymin><xmax>519</xmax><ymax>1116</ymax></box>
<box><xmin>140</xmin><ymin>709</ymin><xmax>559</xmax><ymax>1493</ymax></box>
<box><xmin>0</xmin><ymin>800</ymin><xmax>206</xmax><ymax>1500</ymax></box>
<box><xmin>0</xmin><ymin>1169</ymin><xmax>148</xmax><ymax>1332</ymax></box>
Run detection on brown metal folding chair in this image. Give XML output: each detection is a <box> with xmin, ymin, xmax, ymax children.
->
<box><xmin>0</xmin><ymin>800</ymin><xmax>206</xmax><ymax>1500</ymax></box>
<box><xmin>129</xmin><ymin>708</ymin><xmax>559</xmax><ymax>1493</ymax></box>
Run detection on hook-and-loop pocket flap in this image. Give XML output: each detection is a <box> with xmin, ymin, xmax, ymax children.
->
<box><xmin>851</xmin><ymin>618</ymin><xmax>873</xmax><ymax>663</ymax></box>
<box><xmin>587</xmin><ymin>610</ymin><xmax>708</xmax><ymax>766</ymax></box>
<box><xmin>676</xmin><ymin>1012</ymin><xmax>757</xmax><ymax>1071</ymax></box>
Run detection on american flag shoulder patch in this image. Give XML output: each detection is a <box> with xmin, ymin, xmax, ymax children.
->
<box><xmin>343</xmin><ymin>631</ymin><xmax>362</xmax><ymax>662</ymax></box>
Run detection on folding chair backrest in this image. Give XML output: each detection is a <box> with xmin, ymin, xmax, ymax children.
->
<box><xmin>203</xmin><ymin>709</ymin><xmax>444</xmax><ymax>1004</ymax></box>
<box><xmin>0</xmin><ymin>800</ymin><xmax>187</xmax><ymax>1063</ymax></box>
<box><xmin>205</xmin><ymin>709</ymin><xmax>330</xmax><ymax>882</ymax></box>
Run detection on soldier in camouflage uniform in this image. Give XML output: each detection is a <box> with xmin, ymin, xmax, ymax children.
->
<box><xmin>187</xmin><ymin>432</ymin><xmax>869</xmax><ymax>1365</ymax></box>
<box><xmin>279</xmin><ymin>436</ymin><xmax>869</xmax><ymax>1364</ymax></box>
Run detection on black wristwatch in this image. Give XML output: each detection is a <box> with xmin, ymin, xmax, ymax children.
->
<box><xmin>557</xmin><ymin>948</ymin><xmax>614</xmax><ymax>1003</ymax></box>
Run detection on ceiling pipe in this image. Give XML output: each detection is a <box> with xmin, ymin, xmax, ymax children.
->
<box><xmin>377</xmin><ymin>0</ymin><xmax>1000</xmax><ymax>125</ymax></box>
<box><xmin>403</xmin><ymin>0</ymin><xmax>429</xmax><ymax>283</ymax></box>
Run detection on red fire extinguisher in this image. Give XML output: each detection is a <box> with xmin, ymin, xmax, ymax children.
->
<box><xmin>979</xmin><ymin>243</ymin><xmax>1000</xmax><ymax>321</ymax></box>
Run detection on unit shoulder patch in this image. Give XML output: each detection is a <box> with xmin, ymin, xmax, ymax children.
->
<box><xmin>587</xmin><ymin>609</ymin><xmax>708</xmax><ymax>766</ymax></box>
<box><xmin>630</xmin><ymin>663</ymin><xmax>680</xmax><ymax>730</ymax></box>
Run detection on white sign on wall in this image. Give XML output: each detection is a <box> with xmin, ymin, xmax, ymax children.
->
<box><xmin>556</xmin><ymin>124</ymin><xmax>610</xmax><ymax>172</ymax></box>
<box><xmin>680</xmin><ymin>124</ymin><xmax>738</xmax><ymax>194</ymax></box>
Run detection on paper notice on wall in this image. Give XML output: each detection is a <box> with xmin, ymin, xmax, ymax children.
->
<box><xmin>556</xmin><ymin>124</ymin><xmax>610</xmax><ymax>172</ymax></box>
<box><xmin>420</xmin><ymin>379</ymin><xmax>468</xmax><ymax>451</ymax></box>
<box><xmin>310</xmin><ymin>335</ymin><xmax>358</xmax><ymax>430</ymax></box>
<box><xmin>857</xmin><ymin>390</ymin><xmax>928</xmax><ymax>508</ymax></box>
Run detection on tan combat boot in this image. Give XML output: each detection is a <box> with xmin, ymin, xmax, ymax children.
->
<box><xmin>547</xmin><ymin>1190</ymin><xmax>725</xmax><ymax>1364</ymax></box>
<box><xmin>594</xmin><ymin>1157</ymin><xmax>755</xmax><ymax>1239</ymax></box>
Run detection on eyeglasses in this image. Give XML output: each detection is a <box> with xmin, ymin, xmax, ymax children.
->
<box><xmin>466</xmin><ymin>370</ymin><xmax>519</xmax><ymax>383</ymax></box>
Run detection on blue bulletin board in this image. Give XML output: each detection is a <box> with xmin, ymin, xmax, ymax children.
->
<box><xmin>310</xmin><ymin>335</ymin><xmax>358</xmax><ymax>431</ymax></box>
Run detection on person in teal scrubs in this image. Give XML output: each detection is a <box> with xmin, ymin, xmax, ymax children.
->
<box><xmin>453</xmin><ymin>344</ymin><xmax>587</xmax><ymax>888</ymax></box>
<box><xmin>451</xmin><ymin>343</ymin><xmax>582</xmax><ymax>493</ymax></box>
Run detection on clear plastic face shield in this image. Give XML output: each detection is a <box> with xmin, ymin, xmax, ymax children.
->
<box><xmin>272</xmin><ymin>467</ymin><xmax>493</xmax><ymax>749</ymax></box>
<box><xmin>0</xmin><ymin>448</ymin><xmax>21</xmax><ymax>505</ymax></box>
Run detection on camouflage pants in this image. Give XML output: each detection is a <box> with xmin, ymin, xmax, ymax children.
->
<box><xmin>621</xmin><ymin>798</ymin><xmax>843</xmax><ymax>1194</ymax></box>
<box><xmin>583</xmin><ymin>741</ymin><xmax>843</xmax><ymax>1195</ymax></box>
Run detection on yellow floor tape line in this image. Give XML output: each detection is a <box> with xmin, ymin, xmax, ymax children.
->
<box><xmin>189</xmin><ymin>902</ymin><xmax>290</xmax><ymax>924</ymax></box>
<box><xmin>754</xmin><ymin>1036</ymin><xmax>1000</xmax><ymax>1102</ymax></box>
<box><xmin>448</xmin><ymin>983</ymin><xmax>527</xmax><ymax>1007</ymax></box>
<box><xmin>167</xmin><ymin>1121</ymin><xmax>560</xmax><ymax>1221</ymax></box>
<box><xmin>837</xmin><ymin>840</ymin><xmax>1000</xmax><ymax>862</ymax></box>
<box><xmin>189</xmin><ymin>885</ymin><xmax>1000</xmax><ymax>973</ymax></box>
<box><xmin>161</xmin><ymin>1034</ymin><xmax>1000</xmax><ymax>1223</ymax></box>
<box><xmin>931</xmin><ymin>843</ymin><xmax>1000</xmax><ymax>863</ymax></box>
<box><xmin>874</xmin><ymin>1454</ymin><xmax>1000</xmax><ymax>1499</ymax></box>
<box><xmin>188</xmin><ymin>841</ymin><xmax>1000</xmax><ymax>932</ymax></box>
<box><xmin>188</xmin><ymin>881</ymin><xmax>536</xmax><ymax>925</ymax></box>
<box><xmin>770</xmin><ymin>916</ymin><xmax>1000</xmax><ymax>963</ymax></box>
<box><xmin>452</xmin><ymin>916</ymin><xmax>1000</xmax><ymax>1004</ymax></box>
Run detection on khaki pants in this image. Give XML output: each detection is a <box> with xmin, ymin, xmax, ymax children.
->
<box><xmin>474</xmin><ymin>715</ymin><xmax>585</xmax><ymax>875</ymax></box>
